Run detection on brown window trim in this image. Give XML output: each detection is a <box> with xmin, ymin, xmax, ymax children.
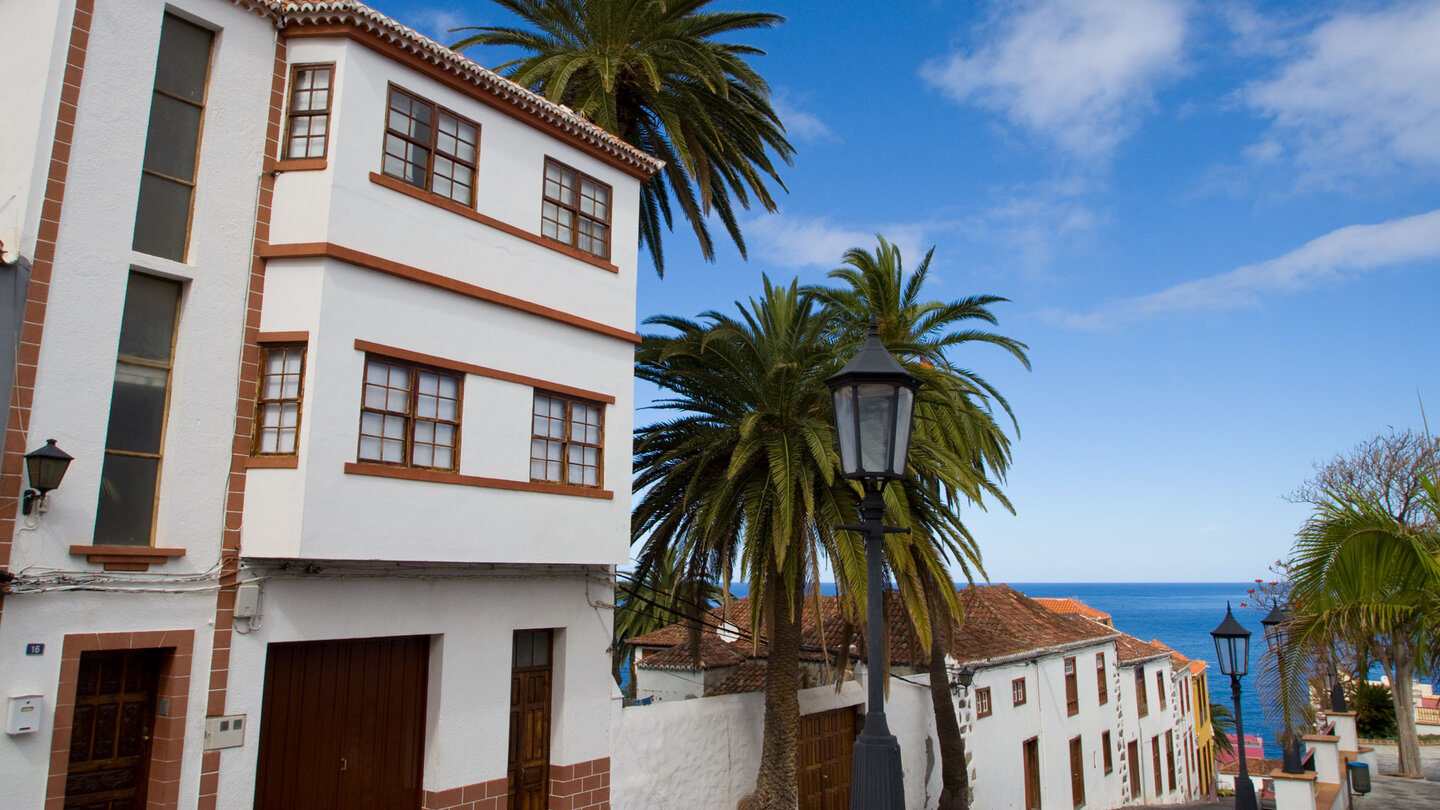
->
<box><xmin>1136</xmin><ymin>667</ymin><xmax>1150</xmax><ymax>717</ymax></box>
<box><xmin>975</xmin><ymin>686</ymin><xmax>992</xmax><ymax>718</ymax></box>
<box><xmin>69</xmin><ymin>544</ymin><xmax>187</xmax><ymax>572</ymax></box>
<box><xmin>283</xmin><ymin>62</ymin><xmax>334</xmax><ymax>161</ymax></box>
<box><xmin>541</xmin><ymin>157</ymin><xmax>613</xmax><ymax>260</ymax></box>
<box><xmin>1157</xmin><ymin>670</ymin><xmax>1167</xmax><ymax>710</ymax></box>
<box><xmin>381</xmin><ymin>84</ymin><xmax>479</xmax><ymax>207</ymax></box>
<box><xmin>1065</xmin><ymin>655</ymin><xmax>1079</xmax><ymax>717</ymax></box>
<box><xmin>252</xmin><ymin>341</ymin><xmax>307</xmax><ymax>457</ymax></box>
<box><xmin>531</xmin><ymin>390</ymin><xmax>604</xmax><ymax>489</ymax></box>
<box><xmin>353</xmin><ymin>339</ymin><xmax>615</xmax><ymax>404</ymax></box>
<box><xmin>1102</xmin><ymin>730</ymin><xmax>1114</xmax><ymax>774</ymax></box>
<box><xmin>1012</xmin><ymin>677</ymin><xmax>1026</xmax><ymax>707</ymax></box>
<box><xmin>368</xmin><ymin>172</ymin><xmax>619</xmax><ymax>273</ymax></box>
<box><xmin>268</xmin><ymin>156</ymin><xmax>328</xmax><ymax>172</ymax></box>
<box><xmin>357</xmin><ymin>354</ymin><xmax>463</xmax><ymax>471</ymax></box>
<box><xmin>344</xmin><ymin>462</ymin><xmax>613</xmax><ymax>499</ymax></box>
<box><xmin>1097</xmin><ymin>652</ymin><xmax>1109</xmax><ymax>705</ymax></box>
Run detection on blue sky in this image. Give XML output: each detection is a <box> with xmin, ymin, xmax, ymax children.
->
<box><xmin>375</xmin><ymin>0</ymin><xmax>1440</xmax><ymax>582</ymax></box>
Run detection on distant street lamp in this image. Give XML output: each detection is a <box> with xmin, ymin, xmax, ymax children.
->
<box><xmin>1212</xmin><ymin>603</ymin><xmax>1259</xmax><ymax>810</ymax></box>
<box><xmin>1261</xmin><ymin>604</ymin><xmax>1304</xmax><ymax>774</ymax></box>
<box><xmin>1319</xmin><ymin>650</ymin><xmax>1348</xmax><ymax>713</ymax></box>
<box><xmin>828</xmin><ymin>318</ymin><xmax>921</xmax><ymax>810</ymax></box>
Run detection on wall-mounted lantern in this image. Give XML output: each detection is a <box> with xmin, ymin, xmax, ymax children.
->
<box><xmin>23</xmin><ymin>439</ymin><xmax>73</xmax><ymax>515</ymax></box>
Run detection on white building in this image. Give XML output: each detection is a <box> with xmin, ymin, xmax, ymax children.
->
<box><xmin>1114</xmin><ymin>633</ymin><xmax>1196</xmax><ymax>805</ymax></box>
<box><xmin>0</xmin><ymin>1</ymin><xmax>660</xmax><ymax>808</ymax></box>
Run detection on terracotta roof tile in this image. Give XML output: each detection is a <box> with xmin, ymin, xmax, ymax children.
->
<box><xmin>1116</xmin><ymin>631</ymin><xmax>1172</xmax><ymax>665</ymax></box>
<box><xmin>1189</xmin><ymin>659</ymin><xmax>1207</xmax><ymax>676</ymax></box>
<box><xmin>635</xmin><ymin>635</ymin><xmax>748</xmax><ymax>671</ymax></box>
<box><xmin>937</xmin><ymin>585</ymin><xmax>1118</xmax><ymax>665</ymax></box>
<box><xmin>705</xmin><ymin>660</ymin><xmax>768</xmax><ymax>697</ymax></box>
<box><xmin>1033</xmin><ymin>597</ymin><xmax>1112</xmax><ymax>624</ymax></box>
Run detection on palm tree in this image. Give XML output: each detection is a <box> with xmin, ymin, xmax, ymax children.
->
<box><xmin>452</xmin><ymin>0</ymin><xmax>794</xmax><ymax>275</ymax></box>
<box><xmin>814</xmin><ymin>237</ymin><xmax>1029</xmax><ymax>809</ymax></box>
<box><xmin>1286</xmin><ymin>477</ymin><xmax>1440</xmax><ymax>777</ymax></box>
<box><xmin>612</xmin><ymin>547</ymin><xmax>723</xmax><ymax>699</ymax></box>
<box><xmin>1210</xmin><ymin>701</ymin><xmax>1236</xmax><ymax>757</ymax></box>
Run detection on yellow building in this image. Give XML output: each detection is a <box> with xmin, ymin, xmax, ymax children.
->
<box><xmin>1190</xmin><ymin>659</ymin><xmax>1217</xmax><ymax>796</ymax></box>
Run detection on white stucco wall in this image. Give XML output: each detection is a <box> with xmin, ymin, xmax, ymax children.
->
<box><xmin>1120</xmin><ymin>658</ymin><xmax>1189</xmax><ymax>805</ymax></box>
<box><xmin>0</xmin><ymin>0</ymin><xmax>67</xmax><ymax>263</ymax></box>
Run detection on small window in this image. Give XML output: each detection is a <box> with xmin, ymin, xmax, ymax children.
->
<box><xmin>1136</xmin><ymin>667</ymin><xmax>1149</xmax><ymax>717</ymax></box>
<box><xmin>512</xmin><ymin>629</ymin><xmax>552</xmax><ymax>668</ymax></box>
<box><xmin>1152</xmin><ymin>736</ymin><xmax>1163</xmax><ymax>795</ymax></box>
<box><xmin>975</xmin><ymin>687</ymin><xmax>992</xmax><ymax>718</ymax></box>
<box><xmin>254</xmin><ymin>344</ymin><xmax>305</xmax><ymax>454</ymax></box>
<box><xmin>284</xmin><ymin>64</ymin><xmax>333</xmax><ymax>159</ymax></box>
<box><xmin>1064</xmin><ymin>656</ymin><xmax>1079</xmax><ymax>716</ymax></box>
<box><xmin>1166</xmin><ymin>732</ymin><xmax>1177</xmax><ymax>792</ymax></box>
<box><xmin>1102</xmin><ymin>730</ymin><xmax>1113</xmax><ymax>774</ymax></box>
<box><xmin>542</xmin><ymin>158</ymin><xmax>611</xmax><ymax>259</ymax></box>
<box><xmin>1012</xmin><ymin>677</ymin><xmax>1026</xmax><ymax>707</ymax></box>
<box><xmin>382</xmin><ymin>85</ymin><xmax>479</xmax><ymax>205</ymax></box>
<box><xmin>1069</xmin><ymin>736</ymin><xmax>1086</xmax><ymax>808</ymax></box>
<box><xmin>357</xmin><ymin>355</ymin><xmax>462</xmax><ymax>470</ymax></box>
<box><xmin>531</xmin><ymin>392</ymin><xmax>603</xmax><ymax>487</ymax></box>
<box><xmin>1096</xmin><ymin>652</ymin><xmax>1108</xmax><ymax>705</ymax></box>
<box><xmin>1157</xmin><ymin>670</ymin><xmax>1167</xmax><ymax>710</ymax></box>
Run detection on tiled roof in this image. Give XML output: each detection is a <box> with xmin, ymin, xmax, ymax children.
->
<box><xmin>1189</xmin><ymin>659</ymin><xmax>1207</xmax><ymax>676</ymax></box>
<box><xmin>1116</xmin><ymin>631</ymin><xmax>1172</xmax><ymax>665</ymax></box>
<box><xmin>934</xmin><ymin>585</ymin><xmax>1118</xmax><ymax>666</ymax></box>
<box><xmin>705</xmin><ymin>660</ymin><xmax>768</xmax><ymax>697</ymax></box>
<box><xmin>635</xmin><ymin>635</ymin><xmax>747</xmax><ymax>671</ymax></box>
<box><xmin>232</xmin><ymin>1</ymin><xmax>663</xmax><ymax>176</ymax></box>
<box><xmin>1219</xmin><ymin>757</ymin><xmax>1282</xmax><ymax>776</ymax></box>
<box><xmin>1032</xmin><ymin>597</ymin><xmax>1113</xmax><ymax>624</ymax></box>
<box><xmin>629</xmin><ymin>596</ymin><xmax>858</xmax><ymax>665</ymax></box>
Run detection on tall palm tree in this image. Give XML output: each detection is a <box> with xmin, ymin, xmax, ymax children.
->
<box><xmin>1286</xmin><ymin>477</ymin><xmax>1440</xmax><ymax>777</ymax></box>
<box><xmin>814</xmin><ymin>237</ymin><xmax>1029</xmax><ymax>809</ymax></box>
<box><xmin>612</xmin><ymin>546</ymin><xmax>723</xmax><ymax>698</ymax></box>
<box><xmin>452</xmin><ymin>0</ymin><xmax>794</xmax><ymax>275</ymax></box>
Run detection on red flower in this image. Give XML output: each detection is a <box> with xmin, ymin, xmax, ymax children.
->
<box><xmin>1255</xmin><ymin>579</ymin><xmax>1264</xmax><ymax>583</ymax></box>
<box><xmin>1240</xmin><ymin>602</ymin><xmax>1248</xmax><ymax>607</ymax></box>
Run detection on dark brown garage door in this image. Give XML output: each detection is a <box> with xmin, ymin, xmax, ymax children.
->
<box><xmin>253</xmin><ymin>636</ymin><xmax>429</xmax><ymax>810</ymax></box>
<box><xmin>799</xmin><ymin>707</ymin><xmax>856</xmax><ymax>810</ymax></box>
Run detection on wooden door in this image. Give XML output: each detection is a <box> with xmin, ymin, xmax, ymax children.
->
<box><xmin>253</xmin><ymin>636</ymin><xmax>429</xmax><ymax>810</ymax></box>
<box><xmin>798</xmin><ymin>707</ymin><xmax>856</xmax><ymax>809</ymax></box>
<box><xmin>1023</xmin><ymin>737</ymin><xmax>1041</xmax><ymax>810</ymax></box>
<box><xmin>1128</xmin><ymin>740</ymin><xmax>1141</xmax><ymax>798</ymax></box>
<box><xmin>508</xmin><ymin>630</ymin><xmax>553</xmax><ymax>810</ymax></box>
<box><xmin>65</xmin><ymin>650</ymin><xmax>161</xmax><ymax>810</ymax></box>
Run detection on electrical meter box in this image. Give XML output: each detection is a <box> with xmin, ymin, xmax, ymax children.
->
<box><xmin>204</xmin><ymin>714</ymin><xmax>246</xmax><ymax>750</ymax></box>
<box><xmin>234</xmin><ymin>583</ymin><xmax>261</xmax><ymax>619</ymax></box>
<box><xmin>7</xmin><ymin>695</ymin><xmax>44</xmax><ymax>735</ymax></box>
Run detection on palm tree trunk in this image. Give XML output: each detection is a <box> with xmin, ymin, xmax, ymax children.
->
<box><xmin>1390</xmin><ymin>638</ymin><xmax>1423</xmax><ymax>777</ymax></box>
<box><xmin>751</xmin><ymin>576</ymin><xmax>804</xmax><ymax>810</ymax></box>
<box><xmin>928</xmin><ymin>629</ymin><xmax>969</xmax><ymax>809</ymax></box>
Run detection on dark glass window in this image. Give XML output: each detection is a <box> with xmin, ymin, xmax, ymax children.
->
<box><xmin>132</xmin><ymin>13</ymin><xmax>213</xmax><ymax>261</ymax></box>
<box><xmin>542</xmin><ymin>159</ymin><xmax>611</xmax><ymax>258</ymax></box>
<box><xmin>94</xmin><ymin>273</ymin><xmax>182</xmax><ymax>546</ymax></box>
<box><xmin>284</xmin><ymin>64</ymin><xmax>333</xmax><ymax>159</ymax></box>
<box><xmin>254</xmin><ymin>344</ymin><xmax>306</xmax><ymax>454</ymax></box>
<box><xmin>530</xmin><ymin>392</ymin><xmax>603</xmax><ymax>487</ymax></box>
<box><xmin>357</xmin><ymin>356</ymin><xmax>461</xmax><ymax>470</ymax></box>
<box><xmin>382</xmin><ymin>86</ymin><xmax>478</xmax><ymax>205</ymax></box>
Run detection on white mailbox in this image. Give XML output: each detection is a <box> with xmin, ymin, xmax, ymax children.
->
<box><xmin>6</xmin><ymin>695</ymin><xmax>44</xmax><ymax>735</ymax></box>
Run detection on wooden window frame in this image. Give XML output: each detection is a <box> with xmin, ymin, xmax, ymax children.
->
<box><xmin>975</xmin><ymin>686</ymin><xmax>991</xmax><ymax>718</ymax></box>
<box><xmin>356</xmin><ymin>354</ymin><xmax>463</xmax><ymax>472</ymax></box>
<box><xmin>541</xmin><ymin>157</ymin><xmax>612</xmax><ymax>260</ymax></box>
<box><xmin>1156</xmin><ymin>670</ymin><xmax>1167</xmax><ymax>710</ymax></box>
<box><xmin>1012</xmin><ymin>677</ymin><xmax>1026</xmax><ymax>707</ymax></box>
<box><xmin>252</xmin><ymin>342</ymin><xmax>307</xmax><ymax>456</ymax></box>
<box><xmin>381</xmin><ymin>84</ymin><xmax>480</xmax><ymax>207</ymax></box>
<box><xmin>1136</xmin><ymin>667</ymin><xmax>1149</xmax><ymax>717</ymax></box>
<box><xmin>1096</xmin><ymin>652</ymin><xmax>1108</xmax><ymax>705</ymax></box>
<box><xmin>530</xmin><ymin>391</ymin><xmax>604</xmax><ymax>488</ymax></box>
<box><xmin>282</xmin><ymin>62</ymin><xmax>334</xmax><ymax>161</ymax></box>
<box><xmin>1152</xmin><ymin>736</ymin><xmax>1164</xmax><ymax>795</ymax></box>
<box><xmin>1069</xmin><ymin>735</ymin><xmax>1086</xmax><ymax>809</ymax></box>
<box><xmin>1064</xmin><ymin>656</ymin><xmax>1079</xmax><ymax>716</ymax></box>
<box><xmin>1165</xmin><ymin>731</ymin><xmax>1177</xmax><ymax>793</ymax></box>
<box><xmin>1102</xmin><ymin>730</ymin><xmax>1113</xmax><ymax>774</ymax></box>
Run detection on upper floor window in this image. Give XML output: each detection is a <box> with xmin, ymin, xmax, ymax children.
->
<box><xmin>357</xmin><ymin>355</ymin><xmax>461</xmax><ymax>470</ymax></box>
<box><xmin>254</xmin><ymin>343</ymin><xmax>306</xmax><ymax>454</ymax></box>
<box><xmin>284</xmin><ymin>64</ymin><xmax>333</xmax><ymax>159</ymax></box>
<box><xmin>132</xmin><ymin>13</ymin><xmax>214</xmax><ymax>261</ymax></box>
<box><xmin>542</xmin><ymin>159</ymin><xmax>611</xmax><ymax>259</ymax></box>
<box><xmin>1096</xmin><ymin>652</ymin><xmax>1108</xmax><ymax>705</ymax></box>
<box><xmin>1012</xmin><ymin>677</ymin><xmax>1027</xmax><ymax>707</ymax></box>
<box><xmin>1136</xmin><ymin>667</ymin><xmax>1150</xmax><ymax>717</ymax></box>
<box><xmin>383</xmin><ymin>86</ymin><xmax>478</xmax><ymax>206</ymax></box>
<box><xmin>1064</xmin><ymin>656</ymin><xmax>1079</xmax><ymax>716</ymax></box>
<box><xmin>975</xmin><ymin>686</ymin><xmax>992</xmax><ymax>718</ymax></box>
<box><xmin>531</xmin><ymin>392</ymin><xmax>603</xmax><ymax>487</ymax></box>
<box><xmin>1157</xmin><ymin>670</ymin><xmax>1167</xmax><ymax>710</ymax></box>
<box><xmin>1102</xmin><ymin>730</ymin><xmax>1113</xmax><ymax>774</ymax></box>
<box><xmin>95</xmin><ymin>273</ymin><xmax>182</xmax><ymax>546</ymax></box>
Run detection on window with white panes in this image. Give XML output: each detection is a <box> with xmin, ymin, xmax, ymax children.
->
<box><xmin>284</xmin><ymin>64</ymin><xmax>333</xmax><ymax>159</ymax></box>
<box><xmin>254</xmin><ymin>344</ymin><xmax>305</xmax><ymax>454</ymax></box>
<box><xmin>382</xmin><ymin>86</ymin><xmax>479</xmax><ymax>205</ymax></box>
<box><xmin>531</xmin><ymin>393</ymin><xmax>603</xmax><ymax>487</ymax></box>
<box><xmin>357</xmin><ymin>356</ymin><xmax>461</xmax><ymax>470</ymax></box>
<box><xmin>541</xmin><ymin>159</ymin><xmax>611</xmax><ymax>259</ymax></box>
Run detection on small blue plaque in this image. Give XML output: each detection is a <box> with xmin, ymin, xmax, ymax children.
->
<box><xmin>25</xmin><ymin>643</ymin><xmax>44</xmax><ymax>655</ymax></box>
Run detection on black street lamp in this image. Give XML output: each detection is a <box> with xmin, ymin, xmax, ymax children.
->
<box><xmin>1321</xmin><ymin>656</ymin><xmax>1348</xmax><ymax>713</ymax></box>
<box><xmin>827</xmin><ymin>319</ymin><xmax>921</xmax><ymax>810</ymax></box>
<box><xmin>1261</xmin><ymin>604</ymin><xmax>1304</xmax><ymax>774</ymax></box>
<box><xmin>1212</xmin><ymin>603</ymin><xmax>1259</xmax><ymax>810</ymax></box>
<box><xmin>23</xmin><ymin>439</ymin><xmax>73</xmax><ymax>516</ymax></box>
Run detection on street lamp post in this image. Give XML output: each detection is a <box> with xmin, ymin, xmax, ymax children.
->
<box><xmin>1261</xmin><ymin>604</ymin><xmax>1304</xmax><ymax>774</ymax></box>
<box><xmin>1212</xmin><ymin>603</ymin><xmax>1259</xmax><ymax>810</ymax></box>
<box><xmin>1321</xmin><ymin>654</ymin><xmax>1348</xmax><ymax>712</ymax></box>
<box><xmin>827</xmin><ymin>318</ymin><xmax>921</xmax><ymax>810</ymax></box>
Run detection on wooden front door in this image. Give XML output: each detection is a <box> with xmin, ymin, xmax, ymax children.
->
<box><xmin>253</xmin><ymin>636</ymin><xmax>429</xmax><ymax>810</ymax></box>
<box><xmin>1023</xmin><ymin>737</ymin><xmax>1041</xmax><ymax>810</ymax></box>
<box><xmin>65</xmin><ymin>650</ymin><xmax>161</xmax><ymax>809</ymax></box>
<box><xmin>798</xmin><ymin>707</ymin><xmax>857</xmax><ymax>809</ymax></box>
<box><xmin>509</xmin><ymin>630</ymin><xmax>553</xmax><ymax>810</ymax></box>
<box><xmin>1128</xmin><ymin>740</ymin><xmax>1141</xmax><ymax>798</ymax></box>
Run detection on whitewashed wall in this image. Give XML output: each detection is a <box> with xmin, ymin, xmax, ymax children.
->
<box><xmin>0</xmin><ymin>0</ymin><xmax>66</xmax><ymax>262</ymax></box>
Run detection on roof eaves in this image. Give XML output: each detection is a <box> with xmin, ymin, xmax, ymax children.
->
<box><xmin>955</xmin><ymin>632</ymin><xmax>1120</xmax><ymax>671</ymax></box>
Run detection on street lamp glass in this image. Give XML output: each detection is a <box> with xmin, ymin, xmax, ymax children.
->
<box><xmin>826</xmin><ymin>322</ymin><xmax>920</xmax><ymax>482</ymax></box>
<box><xmin>1211</xmin><ymin>603</ymin><xmax>1252</xmax><ymax>678</ymax></box>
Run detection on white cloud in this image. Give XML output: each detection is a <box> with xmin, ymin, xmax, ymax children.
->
<box><xmin>747</xmin><ymin>214</ymin><xmax>931</xmax><ymax>270</ymax></box>
<box><xmin>405</xmin><ymin>8</ymin><xmax>468</xmax><ymax>46</ymax></box>
<box><xmin>920</xmin><ymin>0</ymin><xmax>1188</xmax><ymax>158</ymax></box>
<box><xmin>1043</xmin><ymin>209</ymin><xmax>1440</xmax><ymax>330</ymax></box>
<box><xmin>960</xmin><ymin>178</ymin><xmax>1102</xmax><ymax>275</ymax></box>
<box><xmin>772</xmin><ymin>91</ymin><xmax>837</xmax><ymax>144</ymax></box>
<box><xmin>1244</xmin><ymin>3</ymin><xmax>1440</xmax><ymax>180</ymax></box>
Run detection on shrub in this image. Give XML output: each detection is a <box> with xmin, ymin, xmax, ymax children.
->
<box><xmin>1351</xmin><ymin>681</ymin><xmax>1397</xmax><ymax>739</ymax></box>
